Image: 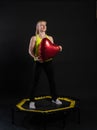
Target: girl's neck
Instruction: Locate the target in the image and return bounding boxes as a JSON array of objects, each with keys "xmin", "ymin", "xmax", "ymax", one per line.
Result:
[{"xmin": 38, "ymin": 32, "xmax": 46, "ymax": 39}]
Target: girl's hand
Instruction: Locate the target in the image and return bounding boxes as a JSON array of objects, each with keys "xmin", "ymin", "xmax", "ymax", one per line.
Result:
[
  {"xmin": 59, "ymin": 45, "xmax": 62, "ymax": 51},
  {"xmin": 34, "ymin": 56, "xmax": 43, "ymax": 63}
]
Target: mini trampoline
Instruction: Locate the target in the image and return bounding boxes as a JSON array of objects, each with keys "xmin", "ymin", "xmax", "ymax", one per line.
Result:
[{"xmin": 12, "ymin": 96, "xmax": 80, "ymax": 129}]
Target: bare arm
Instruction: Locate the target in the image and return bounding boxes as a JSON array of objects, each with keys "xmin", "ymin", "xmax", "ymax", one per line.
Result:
[
  {"xmin": 49, "ymin": 36, "xmax": 62, "ymax": 51},
  {"xmin": 28, "ymin": 36, "xmax": 36, "ymax": 59},
  {"xmin": 28, "ymin": 36, "xmax": 43, "ymax": 62},
  {"xmin": 49, "ymin": 36, "xmax": 54, "ymax": 43}
]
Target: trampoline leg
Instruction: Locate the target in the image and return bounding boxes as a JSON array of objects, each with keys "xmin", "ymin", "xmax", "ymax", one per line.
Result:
[
  {"xmin": 11, "ymin": 107, "xmax": 15, "ymax": 125},
  {"xmin": 43, "ymin": 114, "xmax": 47, "ymax": 130},
  {"xmin": 77, "ymin": 107, "xmax": 80, "ymax": 124},
  {"xmin": 62, "ymin": 112, "xmax": 67, "ymax": 129}
]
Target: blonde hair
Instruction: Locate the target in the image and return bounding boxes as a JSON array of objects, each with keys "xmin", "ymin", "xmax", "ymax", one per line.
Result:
[{"xmin": 35, "ymin": 20, "xmax": 47, "ymax": 35}]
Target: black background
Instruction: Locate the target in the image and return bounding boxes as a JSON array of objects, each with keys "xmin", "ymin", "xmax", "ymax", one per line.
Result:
[{"xmin": 0, "ymin": 0, "xmax": 96, "ymax": 129}]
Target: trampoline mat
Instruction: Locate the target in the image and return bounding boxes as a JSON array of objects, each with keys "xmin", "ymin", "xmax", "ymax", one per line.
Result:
[{"xmin": 22, "ymin": 98, "xmax": 70, "ymax": 110}]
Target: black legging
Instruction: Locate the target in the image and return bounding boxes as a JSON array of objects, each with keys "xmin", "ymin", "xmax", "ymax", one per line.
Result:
[{"xmin": 29, "ymin": 60, "xmax": 57, "ymax": 100}]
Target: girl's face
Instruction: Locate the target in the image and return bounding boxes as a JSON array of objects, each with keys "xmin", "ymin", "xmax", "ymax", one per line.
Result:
[{"xmin": 37, "ymin": 22, "xmax": 47, "ymax": 32}]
